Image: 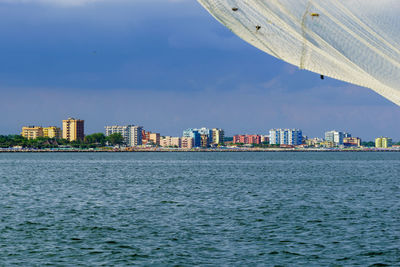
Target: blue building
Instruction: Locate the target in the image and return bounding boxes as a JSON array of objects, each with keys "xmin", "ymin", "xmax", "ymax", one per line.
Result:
[
  {"xmin": 269, "ymin": 129, "xmax": 303, "ymax": 145},
  {"xmin": 197, "ymin": 127, "xmax": 213, "ymax": 144},
  {"xmin": 183, "ymin": 128, "xmax": 201, "ymax": 147},
  {"xmin": 325, "ymin": 130, "xmax": 350, "ymax": 145}
]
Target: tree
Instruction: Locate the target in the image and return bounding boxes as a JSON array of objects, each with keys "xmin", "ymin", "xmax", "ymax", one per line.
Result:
[
  {"xmin": 85, "ymin": 133, "xmax": 106, "ymax": 146},
  {"xmin": 361, "ymin": 141, "xmax": 375, "ymax": 147},
  {"xmin": 106, "ymin": 133, "xmax": 124, "ymax": 146}
]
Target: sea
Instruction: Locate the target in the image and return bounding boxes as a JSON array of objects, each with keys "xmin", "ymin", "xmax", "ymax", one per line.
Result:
[{"xmin": 0, "ymin": 152, "xmax": 399, "ymax": 266}]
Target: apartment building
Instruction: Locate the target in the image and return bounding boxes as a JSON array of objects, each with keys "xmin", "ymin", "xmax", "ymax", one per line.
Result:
[
  {"xmin": 43, "ymin": 126, "xmax": 62, "ymax": 139},
  {"xmin": 63, "ymin": 118, "xmax": 84, "ymax": 141},
  {"xmin": 21, "ymin": 126, "xmax": 44, "ymax": 140},
  {"xmin": 105, "ymin": 125, "xmax": 143, "ymax": 147},
  {"xmin": 269, "ymin": 129, "xmax": 303, "ymax": 145}
]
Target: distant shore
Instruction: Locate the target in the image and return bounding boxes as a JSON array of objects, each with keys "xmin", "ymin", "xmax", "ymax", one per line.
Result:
[{"xmin": 1, "ymin": 148, "xmax": 400, "ymax": 153}]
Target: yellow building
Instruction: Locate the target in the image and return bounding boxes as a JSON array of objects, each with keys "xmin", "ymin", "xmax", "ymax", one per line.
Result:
[
  {"xmin": 375, "ymin": 137, "xmax": 392, "ymax": 148},
  {"xmin": 343, "ymin": 137, "xmax": 361, "ymax": 147},
  {"xmin": 43, "ymin": 126, "xmax": 62, "ymax": 139},
  {"xmin": 149, "ymin": 133, "xmax": 160, "ymax": 146},
  {"xmin": 21, "ymin": 126, "xmax": 44, "ymax": 140},
  {"xmin": 212, "ymin": 128, "xmax": 224, "ymax": 145},
  {"xmin": 62, "ymin": 118, "xmax": 84, "ymax": 141},
  {"xmin": 321, "ymin": 141, "xmax": 335, "ymax": 148}
]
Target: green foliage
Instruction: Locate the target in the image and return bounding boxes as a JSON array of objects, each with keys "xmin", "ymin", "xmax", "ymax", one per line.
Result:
[
  {"xmin": 361, "ymin": 141, "xmax": 375, "ymax": 147},
  {"xmin": 0, "ymin": 133, "xmax": 118, "ymax": 149},
  {"xmin": 106, "ymin": 133, "xmax": 124, "ymax": 146},
  {"xmin": 0, "ymin": 135, "xmax": 63, "ymax": 149},
  {"xmin": 85, "ymin": 133, "xmax": 106, "ymax": 146}
]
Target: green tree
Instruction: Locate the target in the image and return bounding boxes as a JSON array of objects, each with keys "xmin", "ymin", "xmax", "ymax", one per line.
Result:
[
  {"xmin": 107, "ymin": 133, "xmax": 124, "ymax": 146},
  {"xmin": 361, "ymin": 141, "xmax": 375, "ymax": 147},
  {"xmin": 85, "ymin": 133, "xmax": 106, "ymax": 146}
]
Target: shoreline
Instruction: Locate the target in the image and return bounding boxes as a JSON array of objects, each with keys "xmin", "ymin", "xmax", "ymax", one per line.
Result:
[{"xmin": 1, "ymin": 148, "xmax": 399, "ymax": 153}]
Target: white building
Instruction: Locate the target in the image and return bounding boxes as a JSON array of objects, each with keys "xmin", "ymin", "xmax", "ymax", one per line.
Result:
[
  {"xmin": 105, "ymin": 125, "xmax": 143, "ymax": 147},
  {"xmin": 269, "ymin": 129, "xmax": 303, "ymax": 145},
  {"xmin": 325, "ymin": 130, "xmax": 350, "ymax": 145}
]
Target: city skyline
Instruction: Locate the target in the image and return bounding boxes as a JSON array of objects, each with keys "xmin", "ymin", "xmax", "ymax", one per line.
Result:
[
  {"xmin": 15, "ymin": 118, "xmax": 397, "ymax": 143},
  {"xmin": 10, "ymin": 117, "xmax": 400, "ymax": 141},
  {"xmin": 1, "ymin": 0, "xmax": 400, "ymax": 140}
]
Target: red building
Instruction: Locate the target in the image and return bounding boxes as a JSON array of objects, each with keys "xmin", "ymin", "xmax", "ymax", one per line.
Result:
[{"xmin": 233, "ymin": 135, "xmax": 262, "ymax": 145}]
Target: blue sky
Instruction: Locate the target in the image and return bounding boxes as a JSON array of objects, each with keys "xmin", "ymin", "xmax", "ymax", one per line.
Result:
[{"xmin": 0, "ymin": 0, "xmax": 399, "ymax": 140}]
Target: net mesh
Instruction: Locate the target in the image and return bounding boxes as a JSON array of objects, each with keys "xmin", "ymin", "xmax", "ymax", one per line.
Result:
[{"xmin": 198, "ymin": 0, "xmax": 400, "ymax": 106}]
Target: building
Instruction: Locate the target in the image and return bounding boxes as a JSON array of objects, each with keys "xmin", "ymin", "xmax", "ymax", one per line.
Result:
[
  {"xmin": 269, "ymin": 129, "xmax": 303, "ymax": 145},
  {"xmin": 321, "ymin": 141, "xmax": 335, "ymax": 148},
  {"xmin": 160, "ymin": 136, "xmax": 181, "ymax": 148},
  {"xmin": 200, "ymin": 134, "xmax": 210, "ymax": 148},
  {"xmin": 63, "ymin": 118, "xmax": 84, "ymax": 142},
  {"xmin": 142, "ymin": 130, "xmax": 150, "ymax": 144},
  {"xmin": 183, "ymin": 129, "xmax": 201, "ymax": 147},
  {"xmin": 197, "ymin": 127, "xmax": 213, "ymax": 142},
  {"xmin": 233, "ymin": 134, "xmax": 262, "ymax": 145},
  {"xmin": 149, "ymin": 133, "xmax": 160, "ymax": 146},
  {"xmin": 247, "ymin": 135, "xmax": 261, "ymax": 145},
  {"xmin": 375, "ymin": 137, "xmax": 392, "ymax": 148},
  {"xmin": 105, "ymin": 125, "xmax": 143, "ymax": 147},
  {"xmin": 181, "ymin": 137, "xmax": 194, "ymax": 149},
  {"xmin": 43, "ymin": 126, "xmax": 62, "ymax": 139},
  {"xmin": 343, "ymin": 137, "xmax": 361, "ymax": 147},
  {"xmin": 233, "ymin": 135, "xmax": 246, "ymax": 144},
  {"xmin": 261, "ymin": 135, "xmax": 269, "ymax": 143},
  {"xmin": 306, "ymin": 137, "xmax": 323, "ymax": 147},
  {"xmin": 325, "ymin": 130, "xmax": 350, "ymax": 146},
  {"xmin": 212, "ymin": 128, "xmax": 224, "ymax": 145},
  {"xmin": 21, "ymin": 126, "xmax": 44, "ymax": 140},
  {"xmin": 141, "ymin": 130, "xmax": 160, "ymax": 146}
]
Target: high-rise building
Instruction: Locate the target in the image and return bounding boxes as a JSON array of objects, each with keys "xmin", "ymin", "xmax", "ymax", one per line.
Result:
[
  {"xmin": 63, "ymin": 118, "xmax": 84, "ymax": 141},
  {"xmin": 269, "ymin": 129, "xmax": 303, "ymax": 145},
  {"xmin": 197, "ymin": 127, "xmax": 213, "ymax": 143},
  {"xmin": 21, "ymin": 126, "xmax": 44, "ymax": 140},
  {"xmin": 43, "ymin": 126, "xmax": 62, "ymax": 139},
  {"xmin": 325, "ymin": 130, "xmax": 349, "ymax": 145},
  {"xmin": 183, "ymin": 127, "xmax": 215, "ymax": 147},
  {"xmin": 183, "ymin": 129, "xmax": 201, "ymax": 147},
  {"xmin": 200, "ymin": 134, "xmax": 210, "ymax": 148},
  {"xmin": 105, "ymin": 125, "xmax": 143, "ymax": 147},
  {"xmin": 149, "ymin": 133, "xmax": 160, "ymax": 146},
  {"xmin": 375, "ymin": 137, "xmax": 392, "ymax": 148},
  {"xmin": 212, "ymin": 128, "xmax": 224, "ymax": 145}
]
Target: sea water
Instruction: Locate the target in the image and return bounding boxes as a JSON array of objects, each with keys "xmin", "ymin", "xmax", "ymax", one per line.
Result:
[{"xmin": 0, "ymin": 152, "xmax": 399, "ymax": 266}]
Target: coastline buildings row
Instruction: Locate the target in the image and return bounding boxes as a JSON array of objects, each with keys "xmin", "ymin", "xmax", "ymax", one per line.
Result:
[
  {"xmin": 104, "ymin": 126, "xmax": 225, "ymax": 149},
  {"xmin": 19, "ymin": 118, "xmax": 395, "ymax": 149},
  {"xmin": 21, "ymin": 118, "xmax": 84, "ymax": 142}
]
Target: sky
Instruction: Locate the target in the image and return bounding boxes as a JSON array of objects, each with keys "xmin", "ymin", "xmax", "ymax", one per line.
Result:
[{"xmin": 0, "ymin": 0, "xmax": 399, "ymax": 140}]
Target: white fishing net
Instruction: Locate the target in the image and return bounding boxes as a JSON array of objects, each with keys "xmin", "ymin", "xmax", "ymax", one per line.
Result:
[{"xmin": 198, "ymin": 0, "xmax": 400, "ymax": 106}]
